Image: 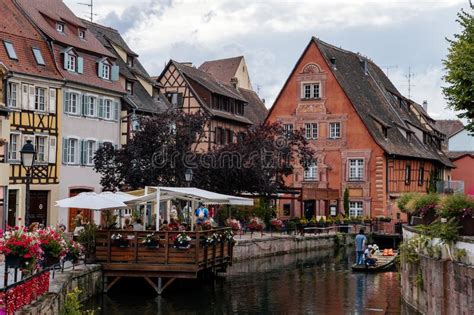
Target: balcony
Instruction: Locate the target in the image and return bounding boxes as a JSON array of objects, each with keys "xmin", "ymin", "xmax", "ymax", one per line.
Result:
[{"xmin": 436, "ymin": 180, "xmax": 464, "ymax": 194}]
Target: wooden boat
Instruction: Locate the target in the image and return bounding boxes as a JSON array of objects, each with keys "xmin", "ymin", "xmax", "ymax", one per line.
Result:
[{"xmin": 352, "ymin": 252, "xmax": 398, "ymax": 272}]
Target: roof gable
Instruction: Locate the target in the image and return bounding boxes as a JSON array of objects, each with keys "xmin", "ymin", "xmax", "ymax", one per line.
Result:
[
  {"xmin": 199, "ymin": 56, "xmax": 243, "ymax": 83},
  {"xmin": 436, "ymin": 119, "xmax": 465, "ymax": 138}
]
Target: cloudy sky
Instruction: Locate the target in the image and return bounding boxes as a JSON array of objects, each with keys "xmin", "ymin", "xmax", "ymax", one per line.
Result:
[{"xmin": 64, "ymin": 0, "xmax": 470, "ymax": 119}]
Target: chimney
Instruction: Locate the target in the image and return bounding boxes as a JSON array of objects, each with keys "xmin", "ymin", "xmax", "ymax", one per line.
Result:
[
  {"xmin": 422, "ymin": 100, "xmax": 428, "ymax": 111},
  {"xmin": 329, "ymin": 57, "xmax": 337, "ymax": 69}
]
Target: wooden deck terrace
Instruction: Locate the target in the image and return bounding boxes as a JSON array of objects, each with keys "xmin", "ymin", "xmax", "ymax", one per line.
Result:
[{"xmin": 95, "ymin": 228, "xmax": 233, "ymax": 294}]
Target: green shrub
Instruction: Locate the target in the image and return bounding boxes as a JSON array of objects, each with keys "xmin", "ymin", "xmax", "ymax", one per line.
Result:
[
  {"xmin": 398, "ymin": 193, "xmax": 418, "ymax": 213},
  {"xmin": 412, "ymin": 193, "xmax": 440, "ymax": 217},
  {"xmin": 439, "ymin": 194, "xmax": 474, "ymax": 219}
]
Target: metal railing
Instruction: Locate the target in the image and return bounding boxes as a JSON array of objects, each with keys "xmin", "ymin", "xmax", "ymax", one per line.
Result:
[{"xmin": 436, "ymin": 180, "xmax": 464, "ymax": 194}]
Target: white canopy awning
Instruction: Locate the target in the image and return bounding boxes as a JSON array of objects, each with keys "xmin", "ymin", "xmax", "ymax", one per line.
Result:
[
  {"xmin": 55, "ymin": 192, "xmax": 129, "ymax": 210},
  {"xmin": 125, "ymin": 187, "xmax": 254, "ymax": 206}
]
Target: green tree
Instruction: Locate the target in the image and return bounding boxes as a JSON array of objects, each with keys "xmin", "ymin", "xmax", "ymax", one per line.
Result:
[{"xmin": 442, "ymin": 2, "xmax": 474, "ymax": 133}]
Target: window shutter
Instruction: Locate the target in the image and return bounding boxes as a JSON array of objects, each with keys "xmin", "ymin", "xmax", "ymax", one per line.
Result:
[
  {"xmin": 77, "ymin": 57, "xmax": 84, "ymax": 74},
  {"xmin": 64, "ymin": 92, "xmax": 70, "ymax": 113},
  {"xmin": 6, "ymin": 82, "xmax": 11, "ymax": 107},
  {"xmin": 111, "ymin": 65, "xmax": 119, "ymax": 81},
  {"xmin": 21, "ymin": 84, "xmax": 29, "ymax": 109},
  {"xmin": 28, "ymin": 86, "xmax": 35, "ymax": 110},
  {"xmin": 113, "ymin": 101, "xmax": 119, "ymax": 121},
  {"xmin": 49, "ymin": 88, "xmax": 56, "ymax": 113},
  {"xmin": 62, "ymin": 138, "xmax": 68, "ymax": 164},
  {"xmin": 97, "ymin": 62, "xmax": 104, "ymax": 78},
  {"xmin": 63, "ymin": 53, "xmax": 68, "ymax": 70},
  {"xmin": 49, "ymin": 136, "xmax": 56, "ymax": 164},
  {"xmin": 98, "ymin": 98, "xmax": 104, "ymax": 118},
  {"xmin": 82, "ymin": 94, "xmax": 87, "ymax": 116},
  {"xmin": 80, "ymin": 140, "xmax": 86, "ymax": 165}
]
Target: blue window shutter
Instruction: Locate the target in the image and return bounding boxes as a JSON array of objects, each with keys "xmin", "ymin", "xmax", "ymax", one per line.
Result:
[
  {"xmin": 98, "ymin": 98, "xmax": 104, "ymax": 118},
  {"xmin": 97, "ymin": 62, "xmax": 103, "ymax": 78},
  {"xmin": 113, "ymin": 101, "xmax": 119, "ymax": 121},
  {"xmin": 64, "ymin": 92, "xmax": 70, "ymax": 113},
  {"xmin": 77, "ymin": 57, "xmax": 84, "ymax": 74},
  {"xmin": 62, "ymin": 138, "xmax": 68, "ymax": 164},
  {"xmin": 63, "ymin": 53, "xmax": 68, "ymax": 70},
  {"xmin": 111, "ymin": 65, "xmax": 119, "ymax": 81}
]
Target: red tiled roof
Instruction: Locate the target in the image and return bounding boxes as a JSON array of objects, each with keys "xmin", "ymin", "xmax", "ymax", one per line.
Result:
[
  {"xmin": 16, "ymin": 0, "xmax": 114, "ymax": 58},
  {"xmin": 0, "ymin": 0, "xmax": 61, "ymax": 79},
  {"xmin": 52, "ymin": 45, "xmax": 124, "ymax": 93},
  {"xmin": 199, "ymin": 56, "xmax": 243, "ymax": 84}
]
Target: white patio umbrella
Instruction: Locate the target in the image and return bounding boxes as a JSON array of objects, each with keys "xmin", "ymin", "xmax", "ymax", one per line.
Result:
[{"xmin": 55, "ymin": 192, "xmax": 128, "ymax": 210}]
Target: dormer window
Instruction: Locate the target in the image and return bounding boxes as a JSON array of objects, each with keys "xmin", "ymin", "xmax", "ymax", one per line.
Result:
[
  {"xmin": 98, "ymin": 58, "xmax": 119, "ymax": 81},
  {"xmin": 126, "ymin": 55, "xmax": 133, "ymax": 67},
  {"xmin": 32, "ymin": 47, "xmax": 45, "ymax": 65},
  {"xmin": 126, "ymin": 81, "xmax": 133, "ymax": 94},
  {"xmin": 62, "ymin": 48, "xmax": 83, "ymax": 73},
  {"xmin": 56, "ymin": 22, "xmax": 64, "ymax": 33},
  {"xmin": 78, "ymin": 29, "xmax": 85, "ymax": 39},
  {"xmin": 4, "ymin": 41, "xmax": 18, "ymax": 60}
]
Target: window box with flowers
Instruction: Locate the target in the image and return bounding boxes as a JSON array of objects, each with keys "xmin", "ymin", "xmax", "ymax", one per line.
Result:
[
  {"xmin": 142, "ymin": 233, "xmax": 160, "ymax": 249},
  {"xmin": 111, "ymin": 233, "xmax": 129, "ymax": 248},
  {"xmin": 173, "ymin": 232, "xmax": 192, "ymax": 249}
]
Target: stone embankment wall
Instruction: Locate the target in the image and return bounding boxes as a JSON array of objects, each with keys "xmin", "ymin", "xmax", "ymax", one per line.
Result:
[
  {"xmin": 17, "ymin": 264, "xmax": 102, "ymax": 315},
  {"xmin": 401, "ymin": 226, "xmax": 474, "ymax": 314},
  {"xmin": 233, "ymin": 233, "xmax": 353, "ymax": 261}
]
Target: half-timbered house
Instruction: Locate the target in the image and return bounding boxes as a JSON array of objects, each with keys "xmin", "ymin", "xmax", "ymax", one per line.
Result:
[
  {"xmin": 17, "ymin": 0, "xmax": 125, "ymax": 229},
  {"xmin": 266, "ymin": 37, "xmax": 453, "ymax": 222},
  {"xmin": 0, "ymin": 63, "xmax": 10, "ymax": 228},
  {"xmin": 83, "ymin": 20, "xmax": 169, "ymax": 146},
  {"xmin": 1, "ymin": 0, "xmax": 64, "ymax": 226},
  {"xmin": 158, "ymin": 60, "xmax": 255, "ymax": 151}
]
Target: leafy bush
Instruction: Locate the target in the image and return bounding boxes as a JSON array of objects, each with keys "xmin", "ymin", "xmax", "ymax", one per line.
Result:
[
  {"xmin": 397, "ymin": 193, "xmax": 418, "ymax": 213},
  {"xmin": 412, "ymin": 194, "xmax": 440, "ymax": 217},
  {"xmin": 439, "ymin": 194, "xmax": 474, "ymax": 219}
]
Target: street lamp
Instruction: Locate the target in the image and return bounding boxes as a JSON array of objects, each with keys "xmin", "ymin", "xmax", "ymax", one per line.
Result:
[
  {"xmin": 20, "ymin": 140, "xmax": 36, "ymax": 226},
  {"xmin": 185, "ymin": 168, "xmax": 193, "ymax": 187}
]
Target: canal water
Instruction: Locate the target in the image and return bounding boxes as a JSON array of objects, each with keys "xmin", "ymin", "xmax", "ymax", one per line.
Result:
[{"xmin": 85, "ymin": 247, "xmax": 414, "ymax": 314}]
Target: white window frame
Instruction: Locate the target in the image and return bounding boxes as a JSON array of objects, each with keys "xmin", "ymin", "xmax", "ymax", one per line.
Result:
[
  {"xmin": 304, "ymin": 163, "xmax": 318, "ymax": 181},
  {"xmin": 66, "ymin": 137, "xmax": 79, "ymax": 165},
  {"xmin": 283, "ymin": 123, "xmax": 293, "ymax": 139},
  {"xmin": 78, "ymin": 29, "xmax": 85, "ymax": 39},
  {"xmin": 8, "ymin": 133, "xmax": 20, "ymax": 161},
  {"xmin": 69, "ymin": 92, "xmax": 80, "ymax": 115},
  {"xmin": 104, "ymin": 99, "xmax": 112, "ymax": 120},
  {"xmin": 102, "ymin": 64, "xmax": 111, "ymax": 80},
  {"xmin": 8, "ymin": 82, "xmax": 18, "ymax": 108},
  {"xmin": 302, "ymin": 82, "xmax": 321, "ymax": 99},
  {"xmin": 329, "ymin": 122, "xmax": 341, "ymax": 139},
  {"xmin": 34, "ymin": 87, "xmax": 46, "ymax": 111},
  {"xmin": 66, "ymin": 53, "xmax": 76, "ymax": 72},
  {"xmin": 35, "ymin": 135, "xmax": 48, "ymax": 163},
  {"xmin": 349, "ymin": 201, "xmax": 364, "ymax": 217},
  {"xmin": 32, "ymin": 47, "xmax": 45, "ymax": 65},
  {"xmin": 56, "ymin": 23, "xmax": 64, "ymax": 33},
  {"xmin": 304, "ymin": 123, "xmax": 318, "ymax": 140},
  {"xmin": 4, "ymin": 41, "xmax": 18, "ymax": 60},
  {"xmin": 348, "ymin": 158, "xmax": 364, "ymax": 181},
  {"xmin": 86, "ymin": 96, "xmax": 96, "ymax": 117},
  {"xmin": 85, "ymin": 139, "xmax": 97, "ymax": 166}
]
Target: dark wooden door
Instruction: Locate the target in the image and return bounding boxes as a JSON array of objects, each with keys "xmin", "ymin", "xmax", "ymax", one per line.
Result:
[
  {"xmin": 68, "ymin": 189, "xmax": 93, "ymax": 231},
  {"xmin": 303, "ymin": 200, "xmax": 316, "ymax": 220},
  {"xmin": 29, "ymin": 191, "xmax": 48, "ymax": 226},
  {"xmin": 7, "ymin": 190, "xmax": 17, "ymax": 227}
]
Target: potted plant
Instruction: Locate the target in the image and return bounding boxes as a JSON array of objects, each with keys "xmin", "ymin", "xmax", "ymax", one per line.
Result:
[
  {"xmin": 111, "ymin": 233, "xmax": 129, "ymax": 248},
  {"xmin": 0, "ymin": 227, "xmax": 42, "ymax": 274},
  {"xmin": 173, "ymin": 232, "xmax": 192, "ymax": 249},
  {"xmin": 226, "ymin": 218, "xmax": 242, "ymax": 232},
  {"xmin": 223, "ymin": 230, "xmax": 236, "ymax": 245},
  {"xmin": 326, "ymin": 217, "xmax": 334, "ymax": 226},
  {"xmin": 363, "ymin": 216, "xmax": 372, "ymax": 224},
  {"xmin": 309, "ymin": 216, "xmax": 318, "ymax": 227},
  {"xmin": 248, "ymin": 217, "xmax": 264, "ymax": 233},
  {"xmin": 37, "ymin": 227, "xmax": 68, "ymax": 267},
  {"xmin": 142, "ymin": 232, "xmax": 160, "ymax": 249},
  {"xmin": 270, "ymin": 218, "xmax": 283, "ymax": 230},
  {"xmin": 317, "ymin": 217, "xmax": 326, "ymax": 227},
  {"xmin": 201, "ymin": 220, "xmax": 212, "ymax": 231},
  {"xmin": 65, "ymin": 240, "xmax": 83, "ymax": 263},
  {"xmin": 413, "ymin": 193, "xmax": 440, "ymax": 225},
  {"xmin": 439, "ymin": 194, "xmax": 474, "ymax": 236},
  {"xmin": 286, "ymin": 220, "xmax": 297, "ymax": 234},
  {"xmin": 77, "ymin": 223, "xmax": 98, "ymax": 263}
]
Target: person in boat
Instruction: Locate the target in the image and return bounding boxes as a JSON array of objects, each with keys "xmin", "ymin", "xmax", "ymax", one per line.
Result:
[
  {"xmin": 355, "ymin": 229, "xmax": 367, "ymax": 265},
  {"xmin": 364, "ymin": 245, "xmax": 378, "ymax": 266}
]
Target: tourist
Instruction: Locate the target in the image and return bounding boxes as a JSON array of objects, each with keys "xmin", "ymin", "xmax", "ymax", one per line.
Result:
[
  {"xmin": 28, "ymin": 222, "xmax": 40, "ymax": 233},
  {"xmin": 355, "ymin": 229, "xmax": 367, "ymax": 265},
  {"xmin": 58, "ymin": 224, "xmax": 67, "ymax": 233},
  {"xmin": 74, "ymin": 210, "xmax": 86, "ymax": 236},
  {"xmin": 133, "ymin": 219, "xmax": 144, "ymax": 231},
  {"xmin": 364, "ymin": 245, "xmax": 377, "ymax": 266}
]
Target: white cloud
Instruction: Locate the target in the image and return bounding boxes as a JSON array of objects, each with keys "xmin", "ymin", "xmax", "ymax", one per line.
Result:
[{"xmin": 63, "ymin": 0, "xmax": 466, "ymax": 120}]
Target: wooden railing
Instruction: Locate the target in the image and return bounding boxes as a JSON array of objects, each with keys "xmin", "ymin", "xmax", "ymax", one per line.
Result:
[{"xmin": 95, "ymin": 228, "xmax": 233, "ymax": 271}]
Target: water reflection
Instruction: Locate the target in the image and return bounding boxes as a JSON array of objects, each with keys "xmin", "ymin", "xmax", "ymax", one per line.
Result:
[{"xmin": 85, "ymin": 248, "xmax": 415, "ymax": 314}]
